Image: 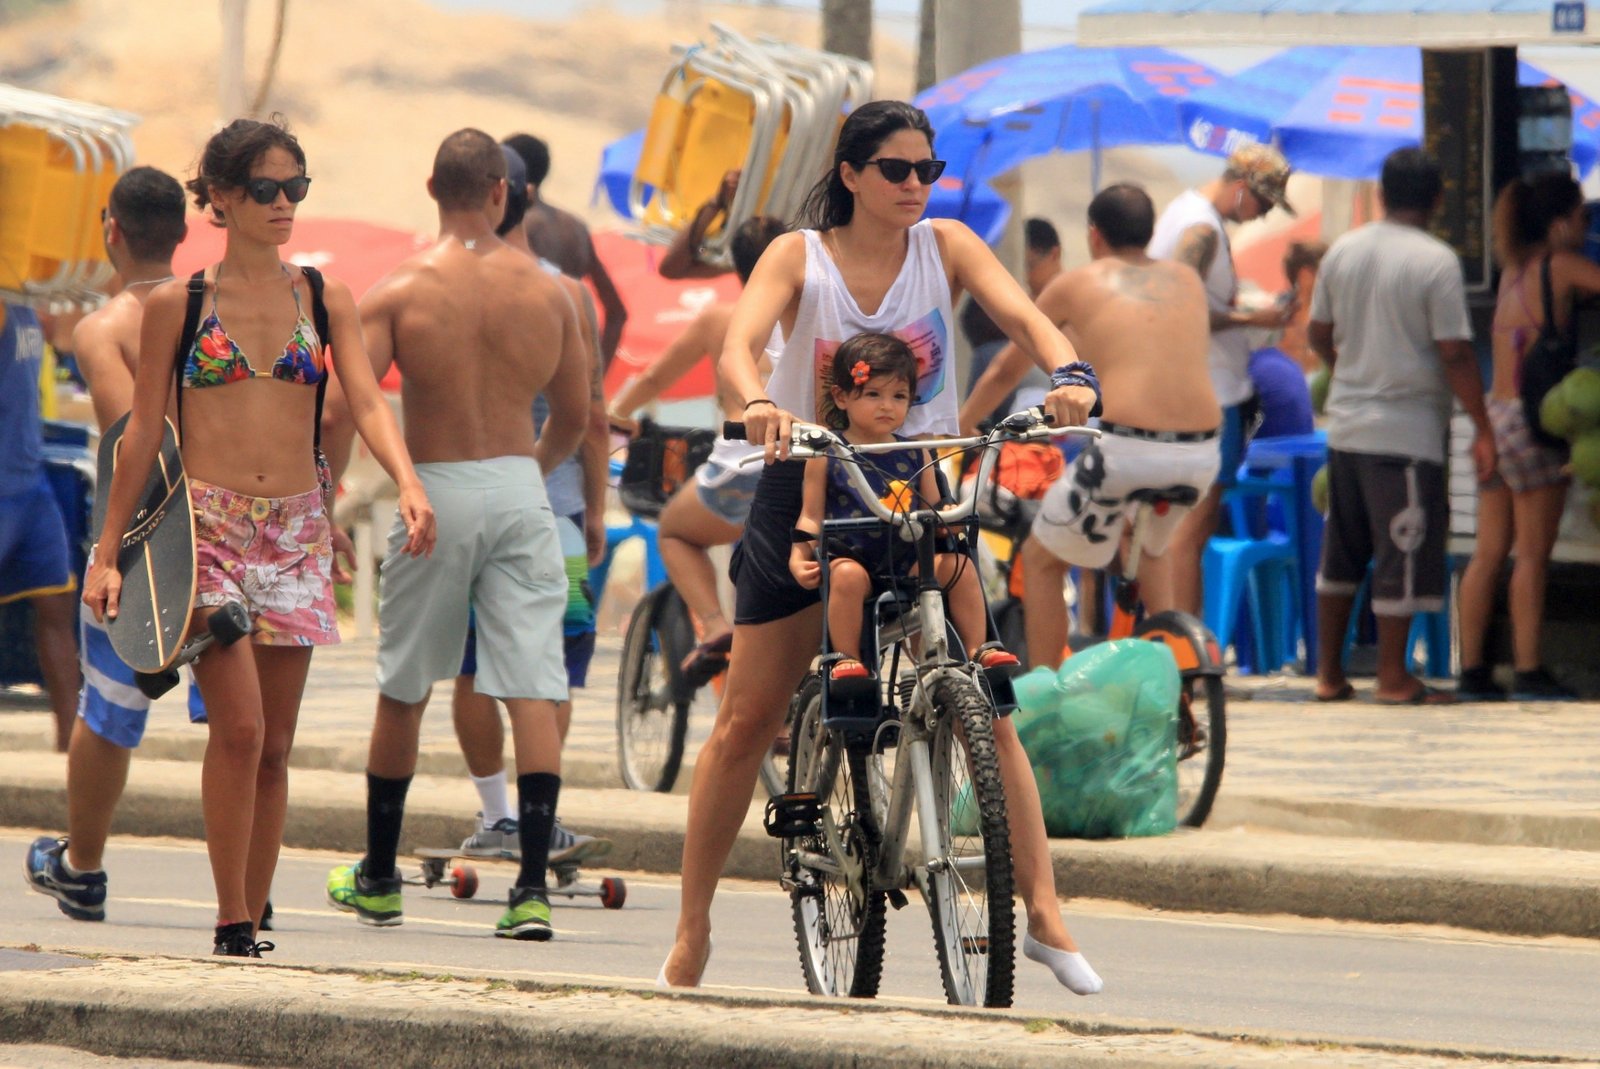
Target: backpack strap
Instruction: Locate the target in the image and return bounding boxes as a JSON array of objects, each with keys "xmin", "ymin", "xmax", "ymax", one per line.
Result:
[
  {"xmin": 299, "ymin": 265, "xmax": 332, "ymax": 448},
  {"xmin": 172, "ymin": 269, "xmax": 207, "ymax": 439}
]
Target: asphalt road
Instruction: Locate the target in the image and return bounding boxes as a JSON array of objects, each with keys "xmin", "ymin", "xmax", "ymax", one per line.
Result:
[{"xmin": 6, "ymin": 831, "xmax": 1597, "ymax": 1060}]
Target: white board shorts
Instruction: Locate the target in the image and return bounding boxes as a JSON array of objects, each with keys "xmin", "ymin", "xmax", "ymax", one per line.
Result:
[
  {"xmin": 376, "ymin": 457, "xmax": 567, "ymax": 704},
  {"xmin": 1031, "ymin": 429, "xmax": 1221, "ymax": 569}
]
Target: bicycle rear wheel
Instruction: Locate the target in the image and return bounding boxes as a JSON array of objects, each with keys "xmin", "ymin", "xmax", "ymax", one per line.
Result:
[
  {"xmin": 616, "ymin": 587, "xmax": 693, "ymax": 792},
  {"xmin": 785, "ymin": 674, "xmax": 888, "ymax": 999},
  {"xmin": 923, "ymin": 674, "xmax": 1015, "ymax": 1008},
  {"xmin": 1176, "ymin": 674, "xmax": 1226, "ymax": 827}
]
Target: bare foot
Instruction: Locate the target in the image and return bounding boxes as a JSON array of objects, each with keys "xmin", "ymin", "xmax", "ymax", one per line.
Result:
[{"xmin": 660, "ymin": 935, "xmax": 712, "ymax": 988}]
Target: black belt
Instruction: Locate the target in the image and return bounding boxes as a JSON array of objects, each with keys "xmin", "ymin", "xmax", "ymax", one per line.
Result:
[{"xmin": 1098, "ymin": 420, "xmax": 1219, "ymax": 443}]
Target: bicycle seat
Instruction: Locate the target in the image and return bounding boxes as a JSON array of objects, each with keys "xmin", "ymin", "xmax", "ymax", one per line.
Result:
[{"xmin": 1126, "ymin": 485, "xmax": 1200, "ymax": 508}]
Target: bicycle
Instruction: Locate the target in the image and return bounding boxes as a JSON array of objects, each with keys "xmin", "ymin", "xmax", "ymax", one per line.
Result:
[
  {"xmin": 973, "ymin": 461, "xmax": 1227, "ymax": 828},
  {"xmin": 612, "ymin": 418, "xmax": 785, "ymax": 797},
  {"xmin": 733, "ymin": 409, "xmax": 1097, "ymax": 1008}
]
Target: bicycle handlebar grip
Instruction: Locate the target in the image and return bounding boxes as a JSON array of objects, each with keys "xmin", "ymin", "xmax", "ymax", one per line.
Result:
[{"xmin": 722, "ymin": 421, "xmax": 747, "ymax": 441}]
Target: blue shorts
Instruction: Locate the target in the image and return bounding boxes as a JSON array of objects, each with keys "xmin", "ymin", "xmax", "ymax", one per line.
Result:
[
  {"xmin": 1217, "ymin": 394, "xmax": 1263, "ymax": 490},
  {"xmin": 459, "ymin": 512, "xmax": 596, "ymax": 689},
  {"xmin": 0, "ymin": 473, "xmax": 74, "ymax": 604},
  {"xmin": 78, "ymin": 597, "xmax": 207, "ymax": 749},
  {"xmin": 694, "ymin": 458, "xmax": 762, "ymax": 526}
]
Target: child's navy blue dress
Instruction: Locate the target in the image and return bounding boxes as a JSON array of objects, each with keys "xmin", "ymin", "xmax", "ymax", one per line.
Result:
[{"xmin": 822, "ymin": 436, "xmax": 931, "ymax": 578}]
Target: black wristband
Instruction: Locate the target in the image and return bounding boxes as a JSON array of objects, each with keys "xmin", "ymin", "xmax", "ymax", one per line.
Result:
[{"xmin": 744, "ymin": 398, "xmax": 776, "ymax": 412}]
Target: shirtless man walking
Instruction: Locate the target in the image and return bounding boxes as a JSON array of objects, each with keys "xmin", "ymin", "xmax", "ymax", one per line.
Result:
[
  {"xmin": 961, "ymin": 184, "xmax": 1221, "ymax": 669},
  {"xmin": 324, "ymin": 129, "xmax": 589, "ymax": 941},
  {"xmin": 25, "ymin": 166, "xmax": 196, "ymax": 921}
]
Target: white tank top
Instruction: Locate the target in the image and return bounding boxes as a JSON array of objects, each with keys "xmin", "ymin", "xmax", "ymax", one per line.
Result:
[{"xmin": 766, "ymin": 220, "xmax": 958, "ymax": 437}]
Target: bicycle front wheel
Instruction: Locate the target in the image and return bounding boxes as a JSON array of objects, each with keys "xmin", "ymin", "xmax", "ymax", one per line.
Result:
[
  {"xmin": 1176, "ymin": 674, "xmax": 1226, "ymax": 827},
  {"xmin": 923, "ymin": 674, "xmax": 1015, "ymax": 1008},
  {"xmin": 616, "ymin": 587, "xmax": 693, "ymax": 792},
  {"xmin": 786, "ymin": 674, "xmax": 887, "ymax": 999}
]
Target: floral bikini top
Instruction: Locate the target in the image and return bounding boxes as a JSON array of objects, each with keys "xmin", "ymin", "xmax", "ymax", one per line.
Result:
[{"xmin": 181, "ymin": 266, "xmax": 326, "ymax": 390}]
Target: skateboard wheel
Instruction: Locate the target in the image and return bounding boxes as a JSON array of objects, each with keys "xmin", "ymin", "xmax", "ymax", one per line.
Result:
[
  {"xmin": 600, "ymin": 877, "xmax": 626, "ymax": 910},
  {"xmin": 209, "ymin": 601, "xmax": 251, "ymax": 646},
  {"xmin": 134, "ymin": 668, "xmax": 180, "ymax": 700},
  {"xmin": 450, "ymin": 864, "xmax": 479, "ymax": 899}
]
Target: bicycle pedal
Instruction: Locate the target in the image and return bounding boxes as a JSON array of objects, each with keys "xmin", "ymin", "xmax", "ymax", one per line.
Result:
[
  {"xmin": 763, "ymin": 792, "xmax": 823, "ymax": 840},
  {"xmin": 886, "ymin": 889, "xmax": 908, "ymax": 911},
  {"xmin": 960, "ymin": 935, "xmax": 990, "ymax": 955}
]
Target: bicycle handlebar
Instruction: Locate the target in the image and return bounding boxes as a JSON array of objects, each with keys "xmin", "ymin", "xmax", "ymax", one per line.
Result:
[{"xmin": 723, "ymin": 407, "xmax": 1100, "ymax": 528}]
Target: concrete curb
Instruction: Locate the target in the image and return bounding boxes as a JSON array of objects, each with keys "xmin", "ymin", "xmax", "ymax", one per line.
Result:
[
  {"xmin": 0, "ymin": 953, "xmax": 1577, "ymax": 1069},
  {"xmin": 5, "ymin": 764, "xmax": 1599, "ymax": 940}
]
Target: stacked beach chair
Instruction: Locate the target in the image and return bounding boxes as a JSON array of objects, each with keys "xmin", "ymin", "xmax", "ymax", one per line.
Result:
[
  {"xmin": 628, "ymin": 23, "xmax": 873, "ymax": 266},
  {"xmin": 0, "ymin": 84, "xmax": 136, "ymax": 308}
]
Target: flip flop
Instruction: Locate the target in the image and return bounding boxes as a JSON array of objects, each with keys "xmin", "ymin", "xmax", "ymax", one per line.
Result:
[
  {"xmin": 680, "ymin": 632, "xmax": 734, "ymax": 687},
  {"xmin": 1313, "ymin": 682, "xmax": 1355, "ymax": 703},
  {"xmin": 1374, "ymin": 683, "xmax": 1457, "ymax": 706}
]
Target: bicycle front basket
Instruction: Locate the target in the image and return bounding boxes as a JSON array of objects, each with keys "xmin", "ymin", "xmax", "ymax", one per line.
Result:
[{"xmin": 618, "ymin": 419, "xmax": 717, "ymax": 518}]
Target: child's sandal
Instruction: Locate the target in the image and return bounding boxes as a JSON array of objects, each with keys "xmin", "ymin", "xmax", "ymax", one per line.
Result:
[{"xmin": 828, "ymin": 658, "xmax": 871, "ymax": 680}]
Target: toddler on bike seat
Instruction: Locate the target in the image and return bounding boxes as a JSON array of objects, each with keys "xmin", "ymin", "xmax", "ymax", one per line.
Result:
[{"xmin": 788, "ymin": 332, "xmax": 1020, "ymax": 682}]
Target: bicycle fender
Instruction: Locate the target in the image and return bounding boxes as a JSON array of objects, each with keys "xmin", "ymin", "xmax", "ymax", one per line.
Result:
[{"xmin": 1134, "ymin": 610, "xmax": 1225, "ymax": 677}]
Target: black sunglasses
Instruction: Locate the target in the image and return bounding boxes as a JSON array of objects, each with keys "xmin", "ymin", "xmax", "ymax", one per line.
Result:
[
  {"xmin": 245, "ymin": 175, "xmax": 312, "ymax": 205},
  {"xmin": 861, "ymin": 157, "xmax": 946, "ymax": 184}
]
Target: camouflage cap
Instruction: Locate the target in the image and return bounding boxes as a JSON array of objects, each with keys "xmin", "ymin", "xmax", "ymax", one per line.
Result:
[{"xmin": 1225, "ymin": 143, "xmax": 1295, "ymax": 216}]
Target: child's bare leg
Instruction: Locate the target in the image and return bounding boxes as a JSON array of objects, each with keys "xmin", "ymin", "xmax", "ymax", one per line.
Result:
[
  {"xmin": 935, "ymin": 553, "xmax": 989, "ymax": 656},
  {"xmin": 827, "ymin": 559, "xmax": 871, "ymax": 666}
]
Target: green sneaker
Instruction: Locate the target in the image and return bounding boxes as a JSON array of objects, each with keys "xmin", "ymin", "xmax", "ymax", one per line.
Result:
[
  {"xmin": 326, "ymin": 861, "xmax": 403, "ymax": 927},
  {"xmin": 495, "ymin": 885, "xmax": 553, "ymax": 941}
]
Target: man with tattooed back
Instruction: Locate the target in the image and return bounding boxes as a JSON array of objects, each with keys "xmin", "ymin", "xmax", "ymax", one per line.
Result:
[
  {"xmin": 962, "ymin": 184, "xmax": 1220, "ymax": 669},
  {"xmin": 1147, "ymin": 144, "xmax": 1297, "ymax": 616}
]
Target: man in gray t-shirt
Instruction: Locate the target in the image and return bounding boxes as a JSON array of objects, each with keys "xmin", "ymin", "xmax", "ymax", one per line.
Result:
[{"xmin": 1308, "ymin": 148, "xmax": 1494, "ymax": 706}]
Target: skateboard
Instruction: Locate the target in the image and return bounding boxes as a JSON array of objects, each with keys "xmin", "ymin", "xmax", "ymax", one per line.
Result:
[
  {"xmin": 92, "ymin": 413, "xmax": 250, "ymax": 695},
  {"xmin": 409, "ymin": 841, "xmax": 627, "ymax": 910}
]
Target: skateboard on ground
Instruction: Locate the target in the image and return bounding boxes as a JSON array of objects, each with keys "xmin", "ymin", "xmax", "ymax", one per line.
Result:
[
  {"xmin": 92, "ymin": 413, "xmax": 250, "ymax": 697},
  {"xmin": 408, "ymin": 837, "xmax": 627, "ymax": 909}
]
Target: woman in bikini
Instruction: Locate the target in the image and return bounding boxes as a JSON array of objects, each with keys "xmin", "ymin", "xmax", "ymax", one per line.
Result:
[
  {"xmin": 660, "ymin": 100, "xmax": 1104, "ymax": 995},
  {"xmin": 1456, "ymin": 171, "xmax": 1600, "ymax": 702},
  {"xmin": 83, "ymin": 117, "xmax": 434, "ymax": 957}
]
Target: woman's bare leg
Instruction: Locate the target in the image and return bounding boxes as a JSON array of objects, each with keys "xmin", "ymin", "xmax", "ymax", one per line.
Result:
[
  {"xmin": 657, "ymin": 488, "xmax": 743, "ymax": 639},
  {"xmin": 190, "ymin": 630, "xmax": 264, "ymax": 927},
  {"xmin": 664, "ymin": 605, "xmax": 821, "ymax": 986},
  {"xmin": 1457, "ymin": 481, "xmax": 1512, "ymax": 670},
  {"xmin": 1507, "ymin": 483, "xmax": 1568, "ymax": 670},
  {"xmin": 246, "ymin": 645, "xmax": 313, "ymax": 927}
]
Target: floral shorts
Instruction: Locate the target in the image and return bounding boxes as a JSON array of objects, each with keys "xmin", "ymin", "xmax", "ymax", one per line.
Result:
[
  {"xmin": 1487, "ymin": 396, "xmax": 1569, "ymax": 494},
  {"xmin": 190, "ymin": 478, "xmax": 339, "ymax": 647}
]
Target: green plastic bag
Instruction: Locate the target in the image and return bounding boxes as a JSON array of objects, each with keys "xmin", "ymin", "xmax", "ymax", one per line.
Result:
[{"xmin": 1009, "ymin": 640, "xmax": 1181, "ymax": 839}]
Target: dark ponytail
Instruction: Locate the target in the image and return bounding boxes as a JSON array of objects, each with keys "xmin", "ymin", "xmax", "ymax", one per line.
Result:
[
  {"xmin": 1492, "ymin": 171, "xmax": 1582, "ymax": 268},
  {"xmin": 794, "ymin": 100, "xmax": 936, "ymax": 231}
]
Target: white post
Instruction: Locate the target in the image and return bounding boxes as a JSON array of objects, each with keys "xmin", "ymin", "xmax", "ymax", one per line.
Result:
[{"xmin": 218, "ymin": 0, "xmax": 249, "ymax": 121}]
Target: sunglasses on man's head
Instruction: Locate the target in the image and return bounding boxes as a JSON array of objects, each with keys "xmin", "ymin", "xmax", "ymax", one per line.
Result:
[
  {"xmin": 245, "ymin": 175, "xmax": 312, "ymax": 205},
  {"xmin": 861, "ymin": 157, "xmax": 946, "ymax": 185}
]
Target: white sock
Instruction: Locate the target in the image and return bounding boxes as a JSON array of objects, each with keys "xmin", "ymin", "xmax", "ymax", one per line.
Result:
[
  {"xmin": 471, "ymin": 771, "xmax": 512, "ymax": 828},
  {"xmin": 1024, "ymin": 933, "xmax": 1104, "ymax": 995}
]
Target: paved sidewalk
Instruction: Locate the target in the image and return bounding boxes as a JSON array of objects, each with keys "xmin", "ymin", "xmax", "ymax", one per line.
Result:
[
  {"xmin": 0, "ymin": 950, "xmax": 1591, "ymax": 1069},
  {"xmin": 4, "ymin": 633, "xmax": 1599, "ymax": 938}
]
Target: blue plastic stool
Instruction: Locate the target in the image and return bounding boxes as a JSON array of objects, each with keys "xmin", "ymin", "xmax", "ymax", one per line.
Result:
[
  {"xmin": 1203, "ymin": 532, "xmax": 1298, "ymax": 674},
  {"xmin": 1341, "ymin": 564, "xmax": 1454, "ymax": 679}
]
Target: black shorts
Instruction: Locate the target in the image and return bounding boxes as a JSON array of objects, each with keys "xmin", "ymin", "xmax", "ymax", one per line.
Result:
[
  {"xmin": 1315, "ymin": 448, "xmax": 1447, "ymax": 617},
  {"xmin": 731, "ymin": 460, "xmax": 821, "ymax": 625}
]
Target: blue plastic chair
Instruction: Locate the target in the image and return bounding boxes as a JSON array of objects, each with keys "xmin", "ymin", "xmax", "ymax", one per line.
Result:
[
  {"xmin": 1203, "ymin": 531, "xmax": 1298, "ymax": 674},
  {"xmin": 590, "ymin": 515, "xmax": 667, "ymax": 610},
  {"xmin": 1340, "ymin": 562, "xmax": 1454, "ymax": 679}
]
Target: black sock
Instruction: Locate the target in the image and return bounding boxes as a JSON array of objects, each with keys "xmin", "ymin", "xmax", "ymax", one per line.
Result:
[
  {"xmin": 515, "ymin": 772, "xmax": 561, "ymax": 890},
  {"xmin": 363, "ymin": 771, "xmax": 412, "ymax": 880}
]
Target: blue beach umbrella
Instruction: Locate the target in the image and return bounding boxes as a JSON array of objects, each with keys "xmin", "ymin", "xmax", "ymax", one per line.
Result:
[
  {"xmin": 1179, "ymin": 47, "xmax": 1598, "ymax": 179},
  {"xmin": 593, "ymin": 129, "xmax": 1013, "ymax": 245},
  {"xmin": 913, "ymin": 44, "xmax": 1222, "ymax": 190}
]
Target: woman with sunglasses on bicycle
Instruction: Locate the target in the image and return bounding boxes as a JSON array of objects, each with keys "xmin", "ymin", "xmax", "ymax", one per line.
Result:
[
  {"xmin": 84, "ymin": 117, "xmax": 435, "ymax": 957},
  {"xmin": 661, "ymin": 100, "xmax": 1104, "ymax": 996}
]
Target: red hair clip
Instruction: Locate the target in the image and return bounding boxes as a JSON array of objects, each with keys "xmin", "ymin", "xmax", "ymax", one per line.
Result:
[{"xmin": 850, "ymin": 360, "xmax": 871, "ymax": 386}]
